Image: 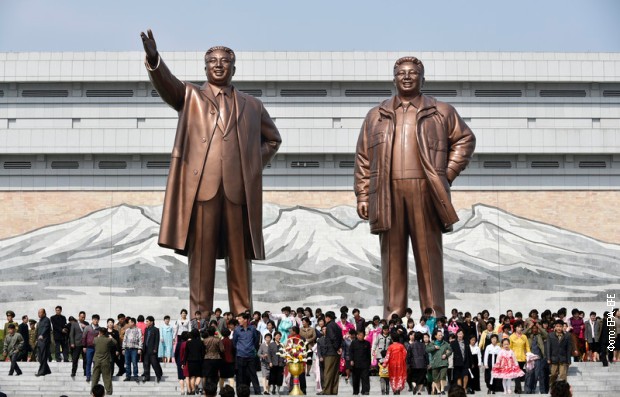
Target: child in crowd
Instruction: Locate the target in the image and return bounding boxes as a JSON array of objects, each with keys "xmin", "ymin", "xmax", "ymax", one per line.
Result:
[{"xmin": 492, "ymin": 338, "xmax": 525, "ymax": 394}]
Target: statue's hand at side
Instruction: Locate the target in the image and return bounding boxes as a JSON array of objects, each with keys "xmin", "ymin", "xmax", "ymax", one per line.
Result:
[
  {"xmin": 140, "ymin": 29, "xmax": 158, "ymax": 66},
  {"xmin": 357, "ymin": 202, "xmax": 369, "ymax": 220}
]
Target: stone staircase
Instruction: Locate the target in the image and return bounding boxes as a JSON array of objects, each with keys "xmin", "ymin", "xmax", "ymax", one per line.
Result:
[{"xmin": 0, "ymin": 361, "xmax": 618, "ymax": 396}]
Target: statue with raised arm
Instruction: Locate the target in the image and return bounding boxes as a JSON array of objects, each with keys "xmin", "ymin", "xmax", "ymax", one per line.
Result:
[
  {"xmin": 354, "ymin": 56, "xmax": 475, "ymax": 319},
  {"xmin": 140, "ymin": 29, "xmax": 281, "ymax": 316}
]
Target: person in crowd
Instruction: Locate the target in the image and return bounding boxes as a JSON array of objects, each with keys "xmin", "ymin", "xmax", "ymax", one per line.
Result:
[
  {"xmin": 446, "ymin": 333, "xmax": 455, "ymax": 392},
  {"xmin": 203, "ymin": 326, "xmax": 224, "ymax": 388},
  {"xmin": 550, "ymin": 380, "xmax": 572, "ymax": 397},
  {"xmin": 322, "ymin": 311, "xmax": 343, "ymax": 395},
  {"xmin": 3, "ymin": 323, "xmax": 24, "ymax": 376},
  {"xmin": 159, "ymin": 314, "xmax": 175, "ymax": 363},
  {"xmin": 35, "ymin": 308, "xmax": 52, "ymax": 377},
  {"xmin": 378, "ymin": 352, "xmax": 390, "ymax": 395},
  {"xmin": 82, "ymin": 314, "xmax": 101, "ymax": 382},
  {"xmin": 316, "ymin": 325, "xmax": 328, "ymax": 390},
  {"xmin": 18, "ymin": 314, "xmax": 31, "ymax": 361},
  {"xmin": 336, "ymin": 312, "xmax": 355, "ymax": 339},
  {"xmin": 450, "ymin": 329, "xmax": 472, "ymax": 393},
  {"xmin": 448, "ymin": 385, "xmax": 467, "ymax": 397},
  {"xmin": 424, "ymin": 308, "xmax": 437, "ymax": 336},
  {"xmin": 373, "ymin": 325, "xmax": 392, "ymax": 370},
  {"xmin": 567, "ymin": 308, "xmax": 584, "ymax": 362},
  {"xmin": 186, "ymin": 328, "xmax": 204, "ymax": 395},
  {"xmin": 174, "ymin": 309, "xmax": 191, "ymax": 377},
  {"xmin": 69, "ymin": 311, "xmax": 88, "ymax": 377},
  {"xmin": 28, "ymin": 318, "xmax": 37, "ymax": 362},
  {"xmin": 142, "ymin": 315, "xmax": 163, "ymax": 383},
  {"xmin": 459, "ymin": 313, "xmax": 477, "ymax": 343},
  {"xmin": 483, "ymin": 334, "xmax": 502, "ymax": 394},
  {"xmin": 413, "ymin": 317, "xmax": 429, "ymax": 336},
  {"xmin": 496, "ymin": 316, "xmax": 511, "ymax": 336},
  {"xmin": 352, "ymin": 309, "xmax": 365, "ymax": 333},
  {"xmin": 268, "ymin": 331, "xmax": 285, "ymax": 395},
  {"xmin": 122, "ymin": 317, "xmax": 143, "ymax": 383},
  {"xmin": 219, "ymin": 327, "xmax": 236, "ymax": 390},
  {"xmin": 349, "ymin": 329, "xmax": 371, "ymax": 395},
  {"xmin": 427, "ymin": 329, "xmax": 451, "ymax": 395},
  {"xmin": 90, "ymin": 384, "xmax": 105, "ymax": 397},
  {"xmin": 258, "ymin": 332, "xmax": 272, "ymax": 395},
  {"xmin": 546, "ymin": 320, "xmax": 572, "ymax": 389},
  {"xmin": 509, "ymin": 321, "xmax": 530, "ymax": 393},
  {"xmin": 105, "ymin": 318, "xmax": 124, "ymax": 378},
  {"xmin": 584, "ymin": 311, "xmax": 601, "ymax": 362},
  {"xmin": 405, "ymin": 318, "xmax": 415, "ymax": 335},
  {"xmin": 91, "ymin": 327, "xmax": 116, "ymax": 396},
  {"xmin": 404, "ymin": 331, "xmax": 416, "ymax": 391},
  {"xmin": 525, "ymin": 322, "xmax": 548, "ymax": 394},
  {"xmin": 3, "ymin": 311, "xmax": 19, "ymax": 342},
  {"xmin": 479, "ymin": 320, "xmax": 496, "ymax": 356},
  {"xmin": 204, "ymin": 381, "xmax": 218, "ymax": 397},
  {"xmin": 274, "ymin": 307, "xmax": 295, "ymax": 343},
  {"xmin": 190, "ymin": 311, "xmax": 207, "ymax": 333},
  {"xmin": 468, "ymin": 334, "xmax": 482, "ymax": 393},
  {"xmin": 256, "ymin": 312, "xmax": 270, "ymax": 336},
  {"xmin": 477, "ymin": 310, "xmax": 491, "ymax": 335},
  {"xmin": 50, "ymin": 305, "xmax": 69, "ymax": 362},
  {"xmin": 300, "ymin": 317, "xmax": 317, "ymax": 376},
  {"xmin": 491, "ymin": 338, "xmax": 524, "ymax": 395},
  {"xmin": 405, "ymin": 332, "xmax": 428, "ymax": 395},
  {"xmin": 177, "ymin": 331, "xmax": 190, "ymax": 394},
  {"xmin": 233, "ymin": 312, "xmax": 261, "ymax": 394}
]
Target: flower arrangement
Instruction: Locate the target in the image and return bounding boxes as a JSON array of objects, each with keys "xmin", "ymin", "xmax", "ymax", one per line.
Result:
[{"xmin": 276, "ymin": 337, "xmax": 309, "ymax": 363}]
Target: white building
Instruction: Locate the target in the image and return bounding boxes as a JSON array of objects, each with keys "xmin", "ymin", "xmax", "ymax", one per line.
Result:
[{"xmin": 1, "ymin": 51, "xmax": 619, "ymax": 191}]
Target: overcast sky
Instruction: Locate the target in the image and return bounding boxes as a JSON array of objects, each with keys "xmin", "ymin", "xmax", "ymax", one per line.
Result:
[{"xmin": 1, "ymin": 0, "xmax": 619, "ymax": 53}]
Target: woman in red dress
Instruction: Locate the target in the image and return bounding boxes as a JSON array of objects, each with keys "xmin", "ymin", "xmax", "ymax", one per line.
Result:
[{"xmin": 383, "ymin": 334, "xmax": 408, "ymax": 394}]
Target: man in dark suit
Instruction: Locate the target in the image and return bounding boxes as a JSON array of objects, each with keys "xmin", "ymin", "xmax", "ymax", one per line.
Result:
[
  {"xmin": 35, "ymin": 308, "xmax": 52, "ymax": 376},
  {"xmin": 546, "ymin": 320, "xmax": 572, "ymax": 389},
  {"xmin": 140, "ymin": 29, "xmax": 281, "ymax": 317},
  {"xmin": 50, "ymin": 305, "xmax": 69, "ymax": 362},
  {"xmin": 142, "ymin": 316, "xmax": 163, "ymax": 382},
  {"xmin": 322, "ymin": 311, "xmax": 344, "ymax": 395}
]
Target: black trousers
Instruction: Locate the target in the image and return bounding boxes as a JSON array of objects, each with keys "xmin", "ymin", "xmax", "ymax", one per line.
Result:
[
  {"xmin": 54, "ymin": 337, "xmax": 69, "ymax": 362},
  {"xmin": 71, "ymin": 345, "xmax": 87, "ymax": 375},
  {"xmin": 352, "ymin": 367, "xmax": 370, "ymax": 395},
  {"xmin": 9, "ymin": 352, "xmax": 23, "ymax": 375},
  {"xmin": 236, "ymin": 356, "xmax": 261, "ymax": 393},
  {"xmin": 143, "ymin": 352, "xmax": 163, "ymax": 380},
  {"xmin": 36, "ymin": 340, "xmax": 51, "ymax": 375}
]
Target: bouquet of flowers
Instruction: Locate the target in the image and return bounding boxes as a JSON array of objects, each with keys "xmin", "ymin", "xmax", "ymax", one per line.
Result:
[{"xmin": 276, "ymin": 338, "xmax": 309, "ymax": 363}]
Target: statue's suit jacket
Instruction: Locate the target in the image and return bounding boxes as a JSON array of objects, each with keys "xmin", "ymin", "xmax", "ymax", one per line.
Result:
[{"xmin": 146, "ymin": 57, "xmax": 281, "ymax": 259}]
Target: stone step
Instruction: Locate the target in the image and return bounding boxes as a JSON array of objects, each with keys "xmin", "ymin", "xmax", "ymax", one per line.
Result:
[{"xmin": 1, "ymin": 362, "xmax": 618, "ymax": 397}]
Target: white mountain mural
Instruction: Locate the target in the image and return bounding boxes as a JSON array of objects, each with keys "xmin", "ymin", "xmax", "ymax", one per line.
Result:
[{"xmin": 1, "ymin": 203, "xmax": 618, "ymax": 318}]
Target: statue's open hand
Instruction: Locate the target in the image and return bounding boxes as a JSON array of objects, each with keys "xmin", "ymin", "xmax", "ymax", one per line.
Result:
[
  {"xmin": 357, "ymin": 202, "xmax": 369, "ymax": 220},
  {"xmin": 140, "ymin": 29, "xmax": 158, "ymax": 65}
]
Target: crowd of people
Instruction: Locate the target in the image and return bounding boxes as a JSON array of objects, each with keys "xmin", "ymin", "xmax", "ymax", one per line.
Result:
[{"xmin": 2, "ymin": 305, "xmax": 618, "ymax": 396}]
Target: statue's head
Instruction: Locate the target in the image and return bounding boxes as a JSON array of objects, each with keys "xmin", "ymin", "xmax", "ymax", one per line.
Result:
[
  {"xmin": 393, "ymin": 56, "xmax": 425, "ymax": 97},
  {"xmin": 204, "ymin": 46, "xmax": 236, "ymax": 86}
]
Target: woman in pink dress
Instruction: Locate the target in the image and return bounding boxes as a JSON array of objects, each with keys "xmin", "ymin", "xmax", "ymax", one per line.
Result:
[
  {"xmin": 491, "ymin": 338, "xmax": 525, "ymax": 394},
  {"xmin": 383, "ymin": 334, "xmax": 408, "ymax": 394}
]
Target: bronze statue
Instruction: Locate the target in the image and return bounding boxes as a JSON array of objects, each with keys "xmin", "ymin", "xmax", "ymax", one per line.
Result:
[
  {"xmin": 354, "ymin": 56, "xmax": 475, "ymax": 319},
  {"xmin": 140, "ymin": 29, "xmax": 281, "ymax": 316}
]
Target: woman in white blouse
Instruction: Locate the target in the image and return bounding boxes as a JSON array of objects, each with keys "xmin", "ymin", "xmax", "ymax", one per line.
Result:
[{"xmin": 483, "ymin": 334, "xmax": 502, "ymax": 394}]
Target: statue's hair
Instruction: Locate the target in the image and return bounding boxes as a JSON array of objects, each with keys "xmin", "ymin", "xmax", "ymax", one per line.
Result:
[
  {"xmin": 393, "ymin": 56, "xmax": 424, "ymax": 75},
  {"xmin": 205, "ymin": 46, "xmax": 236, "ymax": 64}
]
